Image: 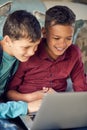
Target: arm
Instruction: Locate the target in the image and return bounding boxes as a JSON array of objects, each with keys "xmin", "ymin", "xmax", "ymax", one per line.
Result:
[
  {"xmin": 70, "ymin": 47, "xmax": 87, "ymax": 91},
  {"xmin": 0, "ymin": 101, "xmax": 28, "ymax": 119},
  {"xmin": 7, "ymin": 89, "xmax": 44, "ymax": 102},
  {"xmin": 0, "ymin": 100, "xmax": 42, "ymax": 119},
  {"xmin": 7, "ymin": 87, "xmax": 56, "ymax": 102}
]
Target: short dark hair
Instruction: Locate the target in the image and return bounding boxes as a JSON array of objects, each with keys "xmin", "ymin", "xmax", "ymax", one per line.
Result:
[
  {"xmin": 3, "ymin": 10, "xmax": 41, "ymax": 42},
  {"xmin": 45, "ymin": 5, "xmax": 76, "ymax": 29}
]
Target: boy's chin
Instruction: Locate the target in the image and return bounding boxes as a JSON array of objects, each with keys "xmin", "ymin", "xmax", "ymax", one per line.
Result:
[{"xmin": 19, "ymin": 58, "xmax": 29, "ymax": 62}]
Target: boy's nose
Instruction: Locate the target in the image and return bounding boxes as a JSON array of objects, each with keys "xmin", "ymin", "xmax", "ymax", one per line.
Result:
[{"xmin": 60, "ymin": 39, "xmax": 67, "ymax": 47}]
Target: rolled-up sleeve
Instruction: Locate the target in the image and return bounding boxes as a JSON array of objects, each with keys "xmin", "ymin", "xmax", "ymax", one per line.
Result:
[{"xmin": 0, "ymin": 101, "xmax": 28, "ymax": 119}]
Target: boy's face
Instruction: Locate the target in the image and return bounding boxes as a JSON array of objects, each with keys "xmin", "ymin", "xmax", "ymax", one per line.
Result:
[
  {"xmin": 45, "ymin": 24, "xmax": 74, "ymax": 60},
  {"xmin": 9, "ymin": 38, "xmax": 40, "ymax": 62}
]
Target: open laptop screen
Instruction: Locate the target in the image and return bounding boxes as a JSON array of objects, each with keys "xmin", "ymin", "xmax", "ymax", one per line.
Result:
[
  {"xmin": 31, "ymin": 92, "xmax": 87, "ymax": 130},
  {"xmin": 20, "ymin": 92, "xmax": 87, "ymax": 130}
]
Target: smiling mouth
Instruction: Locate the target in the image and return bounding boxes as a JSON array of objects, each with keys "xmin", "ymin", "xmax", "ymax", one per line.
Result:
[{"xmin": 55, "ymin": 46, "xmax": 65, "ymax": 51}]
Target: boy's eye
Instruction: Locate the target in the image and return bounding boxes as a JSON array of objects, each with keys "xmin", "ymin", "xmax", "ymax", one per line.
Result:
[
  {"xmin": 67, "ymin": 38, "xmax": 72, "ymax": 41},
  {"xmin": 66, "ymin": 37, "xmax": 72, "ymax": 41},
  {"xmin": 54, "ymin": 37, "xmax": 60, "ymax": 40},
  {"xmin": 21, "ymin": 46, "xmax": 30, "ymax": 50},
  {"xmin": 25, "ymin": 47, "xmax": 30, "ymax": 49}
]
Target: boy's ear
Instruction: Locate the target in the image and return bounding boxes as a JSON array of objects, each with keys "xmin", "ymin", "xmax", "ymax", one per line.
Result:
[
  {"xmin": 42, "ymin": 27, "xmax": 46, "ymax": 38},
  {"xmin": 3, "ymin": 35, "xmax": 12, "ymax": 46},
  {"xmin": 3, "ymin": 35, "xmax": 11, "ymax": 42}
]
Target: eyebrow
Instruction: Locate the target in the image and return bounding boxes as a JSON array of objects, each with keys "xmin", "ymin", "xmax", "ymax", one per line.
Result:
[{"xmin": 52, "ymin": 34, "xmax": 73, "ymax": 37}]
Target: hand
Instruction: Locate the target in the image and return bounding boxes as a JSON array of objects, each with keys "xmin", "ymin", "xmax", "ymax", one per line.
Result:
[
  {"xmin": 27, "ymin": 99, "xmax": 42, "ymax": 113},
  {"xmin": 47, "ymin": 88, "xmax": 55, "ymax": 94},
  {"xmin": 42, "ymin": 87, "xmax": 55, "ymax": 94},
  {"xmin": 42, "ymin": 87, "xmax": 49, "ymax": 93}
]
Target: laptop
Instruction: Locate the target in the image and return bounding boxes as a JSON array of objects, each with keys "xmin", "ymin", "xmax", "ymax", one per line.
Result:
[{"xmin": 20, "ymin": 92, "xmax": 87, "ymax": 130}]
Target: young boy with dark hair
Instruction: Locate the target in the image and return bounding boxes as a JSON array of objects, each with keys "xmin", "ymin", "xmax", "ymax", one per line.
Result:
[{"xmin": 0, "ymin": 9, "xmax": 41, "ymax": 129}]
